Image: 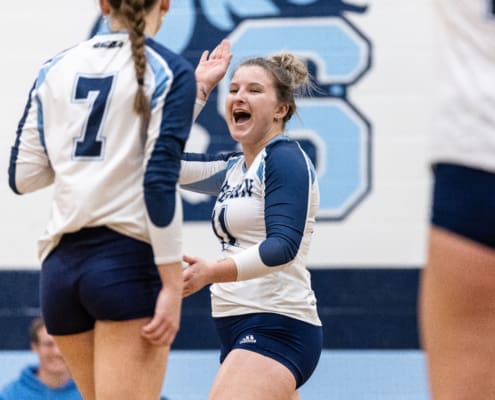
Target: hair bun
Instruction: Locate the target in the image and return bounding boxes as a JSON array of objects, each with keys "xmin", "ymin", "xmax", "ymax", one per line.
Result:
[{"xmin": 268, "ymin": 53, "xmax": 308, "ymax": 88}]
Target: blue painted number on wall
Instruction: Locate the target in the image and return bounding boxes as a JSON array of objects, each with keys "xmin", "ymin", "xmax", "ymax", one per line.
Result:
[{"xmin": 218, "ymin": 18, "xmax": 371, "ymax": 220}]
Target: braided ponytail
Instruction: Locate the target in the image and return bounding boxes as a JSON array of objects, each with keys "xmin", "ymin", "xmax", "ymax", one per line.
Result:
[{"xmin": 108, "ymin": 0, "xmax": 158, "ymax": 118}]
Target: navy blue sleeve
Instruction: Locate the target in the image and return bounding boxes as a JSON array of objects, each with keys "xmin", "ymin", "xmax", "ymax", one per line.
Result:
[
  {"xmin": 259, "ymin": 141, "xmax": 309, "ymax": 266},
  {"xmin": 144, "ymin": 47, "xmax": 196, "ymax": 227}
]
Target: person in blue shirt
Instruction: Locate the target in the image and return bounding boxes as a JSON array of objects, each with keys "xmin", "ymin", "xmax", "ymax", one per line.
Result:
[{"xmin": 0, "ymin": 318, "xmax": 81, "ymax": 400}]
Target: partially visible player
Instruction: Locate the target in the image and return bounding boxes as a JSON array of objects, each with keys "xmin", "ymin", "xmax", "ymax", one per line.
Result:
[
  {"xmin": 419, "ymin": 1, "xmax": 495, "ymax": 399},
  {"xmin": 8, "ymin": 0, "xmax": 195, "ymax": 399},
  {"xmin": 180, "ymin": 50, "xmax": 323, "ymax": 400}
]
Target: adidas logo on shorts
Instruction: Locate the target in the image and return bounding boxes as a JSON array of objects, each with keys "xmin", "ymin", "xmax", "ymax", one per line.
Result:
[{"xmin": 239, "ymin": 334, "xmax": 256, "ymax": 344}]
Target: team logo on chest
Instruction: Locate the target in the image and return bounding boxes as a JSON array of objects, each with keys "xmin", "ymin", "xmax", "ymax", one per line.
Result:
[{"xmin": 218, "ymin": 178, "xmax": 254, "ymax": 203}]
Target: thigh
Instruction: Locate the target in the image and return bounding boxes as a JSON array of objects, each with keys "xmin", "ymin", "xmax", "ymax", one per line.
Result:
[
  {"xmin": 210, "ymin": 349, "xmax": 296, "ymax": 400},
  {"xmin": 420, "ymin": 227, "xmax": 495, "ymax": 400},
  {"xmin": 214, "ymin": 313, "xmax": 322, "ymax": 388},
  {"xmin": 94, "ymin": 319, "xmax": 170, "ymax": 400},
  {"xmin": 54, "ymin": 330, "xmax": 95, "ymax": 400}
]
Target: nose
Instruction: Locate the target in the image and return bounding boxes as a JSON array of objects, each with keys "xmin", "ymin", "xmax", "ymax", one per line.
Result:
[{"xmin": 232, "ymin": 88, "xmax": 247, "ymax": 102}]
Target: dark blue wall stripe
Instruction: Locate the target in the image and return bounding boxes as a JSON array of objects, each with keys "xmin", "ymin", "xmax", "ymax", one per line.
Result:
[{"xmin": 0, "ymin": 269, "xmax": 420, "ymax": 350}]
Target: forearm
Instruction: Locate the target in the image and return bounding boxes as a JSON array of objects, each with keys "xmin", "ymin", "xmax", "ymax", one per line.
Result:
[
  {"xmin": 157, "ymin": 261, "xmax": 184, "ymax": 291},
  {"xmin": 207, "ymin": 257, "xmax": 238, "ymax": 283}
]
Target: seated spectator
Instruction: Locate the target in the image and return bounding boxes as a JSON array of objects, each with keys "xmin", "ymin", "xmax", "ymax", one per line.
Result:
[{"xmin": 0, "ymin": 318, "xmax": 81, "ymax": 400}]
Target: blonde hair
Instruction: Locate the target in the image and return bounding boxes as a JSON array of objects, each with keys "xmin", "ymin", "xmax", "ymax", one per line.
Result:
[{"xmin": 237, "ymin": 53, "xmax": 311, "ymax": 124}]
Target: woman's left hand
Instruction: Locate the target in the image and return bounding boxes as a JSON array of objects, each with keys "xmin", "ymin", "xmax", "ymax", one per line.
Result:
[{"xmin": 195, "ymin": 39, "xmax": 232, "ymax": 101}]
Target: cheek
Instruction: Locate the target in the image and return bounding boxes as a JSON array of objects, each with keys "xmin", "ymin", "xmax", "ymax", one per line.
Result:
[{"xmin": 225, "ymin": 97, "xmax": 233, "ymax": 116}]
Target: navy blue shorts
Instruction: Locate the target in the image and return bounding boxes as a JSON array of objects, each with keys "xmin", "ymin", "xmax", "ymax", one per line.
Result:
[
  {"xmin": 214, "ymin": 313, "xmax": 323, "ymax": 388},
  {"xmin": 431, "ymin": 163, "xmax": 495, "ymax": 249},
  {"xmin": 41, "ymin": 226, "xmax": 162, "ymax": 335}
]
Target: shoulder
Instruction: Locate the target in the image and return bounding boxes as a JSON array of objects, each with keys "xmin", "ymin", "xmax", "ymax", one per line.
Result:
[
  {"xmin": 35, "ymin": 40, "xmax": 90, "ymax": 88},
  {"xmin": 262, "ymin": 136, "xmax": 316, "ymax": 183},
  {"xmin": 265, "ymin": 136, "xmax": 308, "ymax": 169},
  {"xmin": 145, "ymin": 37, "xmax": 194, "ymax": 75},
  {"xmin": 0, "ymin": 366, "xmax": 37, "ymax": 398}
]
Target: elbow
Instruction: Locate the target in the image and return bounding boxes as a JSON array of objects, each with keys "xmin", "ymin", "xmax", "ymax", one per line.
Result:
[{"xmin": 259, "ymin": 237, "xmax": 299, "ymax": 266}]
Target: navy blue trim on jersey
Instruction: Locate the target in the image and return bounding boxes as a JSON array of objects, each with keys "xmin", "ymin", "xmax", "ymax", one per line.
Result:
[
  {"xmin": 143, "ymin": 38, "xmax": 196, "ymax": 227},
  {"xmin": 260, "ymin": 139, "xmax": 310, "ymax": 266},
  {"xmin": 181, "ymin": 152, "xmax": 242, "ymax": 195},
  {"xmin": 431, "ymin": 163, "xmax": 495, "ymax": 248},
  {"xmin": 35, "ymin": 96, "xmax": 47, "ymax": 154},
  {"xmin": 214, "ymin": 313, "xmax": 322, "ymax": 388},
  {"xmin": 9, "ymin": 81, "xmax": 37, "ymax": 195}
]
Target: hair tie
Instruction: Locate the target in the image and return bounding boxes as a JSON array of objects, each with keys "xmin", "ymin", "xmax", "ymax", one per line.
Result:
[{"xmin": 137, "ymin": 78, "xmax": 144, "ymax": 86}]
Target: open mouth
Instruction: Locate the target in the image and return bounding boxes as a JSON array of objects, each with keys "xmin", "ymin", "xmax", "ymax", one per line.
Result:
[{"xmin": 233, "ymin": 110, "xmax": 251, "ymax": 124}]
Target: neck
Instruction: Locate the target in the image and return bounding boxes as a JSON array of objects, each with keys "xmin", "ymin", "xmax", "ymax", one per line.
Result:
[
  {"xmin": 37, "ymin": 369, "xmax": 71, "ymax": 389},
  {"xmin": 108, "ymin": 10, "xmax": 162, "ymax": 36},
  {"xmin": 242, "ymin": 131, "xmax": 283, "ymax": 168}
]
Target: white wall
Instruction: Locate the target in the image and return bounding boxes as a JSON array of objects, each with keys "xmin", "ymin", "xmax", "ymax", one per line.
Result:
[{"xmin": 0, "ymin": 1, "xmax": 434, "ymax": 268}]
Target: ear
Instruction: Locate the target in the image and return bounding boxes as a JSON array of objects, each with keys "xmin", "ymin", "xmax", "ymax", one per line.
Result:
[
  {"xmin": 274, "ymin": 103, "xmax": 289, "ymax": 122},
  {"xmin": 99, "ymin": 0, "xmax": 111, "ymax": 15},
  {"xmin": 161, "ymin": 0, "xmax": 171, "ymax": 13}
]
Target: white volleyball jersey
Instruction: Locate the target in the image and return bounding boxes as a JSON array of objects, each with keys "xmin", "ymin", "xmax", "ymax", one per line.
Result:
[
  {"xmin": 9, "ymin": 32, "xmax": 196, "ymax": 263},
  {"xmin": 431, "ymin": 0, "xmax": 495, "ymax": 172},
  {"xmin": 180, "ymin": 136, "xmax": 321, "ymax": 326}
]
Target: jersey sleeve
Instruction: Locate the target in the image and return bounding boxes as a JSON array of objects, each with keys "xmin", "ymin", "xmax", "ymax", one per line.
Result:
[
  {"xmin": 143, "ymin": 53, "xmax": 196, "ymax": 265},
  {"xmin": 231, "ymin": 141, "xmax": 313, "ymax": 281},
  {"xmin": 9, "ymin": 80, "xmax": 54, "ymax": 194},
  {"xmin": 179, "ymin": 152, "xmax": 241, "ymax": 195}
]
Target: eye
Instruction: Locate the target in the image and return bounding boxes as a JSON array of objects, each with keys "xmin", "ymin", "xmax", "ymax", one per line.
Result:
[{"xmin": 229, "ymin": 87, "xmax": 238, "ymax": 94}]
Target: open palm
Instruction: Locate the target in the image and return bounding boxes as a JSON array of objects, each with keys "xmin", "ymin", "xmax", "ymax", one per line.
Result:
[{"xmin": 195, "ymin": 39, "xmax": 233, "ymax": 99}]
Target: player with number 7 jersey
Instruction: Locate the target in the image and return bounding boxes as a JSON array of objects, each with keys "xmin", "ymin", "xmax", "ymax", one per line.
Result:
[
  {"xmin": 8, "ymin": 31, "xmax": 195, "ymax": 264},
  {"xmin": 7, "ymin": 2, "xmax": 196, "ymax": 397}
]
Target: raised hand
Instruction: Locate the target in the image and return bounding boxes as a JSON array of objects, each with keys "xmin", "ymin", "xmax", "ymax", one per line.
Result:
[{"xmin": 195, "ymin": 39, "xmax": 233, "ymax": 101}]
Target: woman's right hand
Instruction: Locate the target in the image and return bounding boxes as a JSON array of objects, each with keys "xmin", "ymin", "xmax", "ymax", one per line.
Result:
[
  {"xmin": 182, "ymin": 254, "xmax": 212, "ymax": 297},
  {"xmin": 141, "ymin": 262, "xmax": 183, "ymax": 347}
]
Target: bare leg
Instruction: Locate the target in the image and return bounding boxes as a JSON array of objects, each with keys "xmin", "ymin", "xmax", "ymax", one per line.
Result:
[
  {"xmin": 54, "ymin": 330, "xmax": 95, "ymax": 400},
  {"xmin": 94, "ymin": 318, "xmax": 170, "ymax": 400},
  {"xmin": 209, "ymin": 349, "xmax": 297, "ymax": 400},
  {"xmin": 420, "ymin": 227, "xmax": 495, "ymax": 400}
]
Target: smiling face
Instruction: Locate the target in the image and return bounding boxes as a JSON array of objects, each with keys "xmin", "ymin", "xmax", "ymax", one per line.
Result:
[
  {"xmin": 225, "ymin": 65, "xmax": 288, "ymax": 158},
  {"xmin": 32, "ymin": 326, "xmax": 70, "ymax": 377}
]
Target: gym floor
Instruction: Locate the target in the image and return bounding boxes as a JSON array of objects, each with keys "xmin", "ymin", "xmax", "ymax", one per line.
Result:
[{"xmin": 0, "ymin": 350, "xmax": 430, "ymax": 399}]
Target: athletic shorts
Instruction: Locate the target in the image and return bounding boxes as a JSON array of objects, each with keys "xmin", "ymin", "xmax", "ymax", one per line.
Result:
[
  {"xmin": 214, "ymin": 312, "xmax": 323, "ymax": 388},
  {"xmin": 41, "ymin": 226, "xmax": 162, "ymax": 335},
  {"xmin": 431, "ymin": 163, "xmax": 495, "ymax": 249}
]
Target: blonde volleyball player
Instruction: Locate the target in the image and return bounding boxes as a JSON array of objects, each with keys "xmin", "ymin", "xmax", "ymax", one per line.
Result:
[
  {"xmin": 8, "ymin": 1, "xmax": 196, "ymax": 399},
  {"xmin": 420, "ymin": 1, "xmax": 495, "ymax": 399},
  {"xmin": 181, "ymin": 50, "xmax": 323, "ymax": 400}
]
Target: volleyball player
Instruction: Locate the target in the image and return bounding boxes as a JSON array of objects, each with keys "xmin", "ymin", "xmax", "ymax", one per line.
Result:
[
  {"xmin": 8, "ymin": 1, "xmax": 195, "ymax": 399},
  {"xmin": 419, "ymin": 1, "xmax": 495, "ymax": 399},
  {"xmin": 181, "ymin": 51, "xmax": 323, "ymax": 400}
]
